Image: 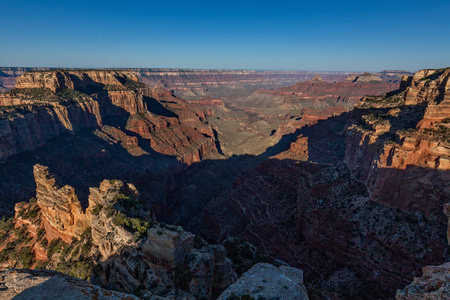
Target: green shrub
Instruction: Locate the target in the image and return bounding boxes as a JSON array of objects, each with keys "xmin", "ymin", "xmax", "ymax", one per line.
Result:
[
  {"xmin": 113, "ymin": 193, "xmax": 133, "ymax": 207},
  {"xmin": 114, "ymin": 212, "xmax": 131, "ymax": 228},
  {"xmin": 56, "ymin": 89, "xmax": 89, "ymax": 102},
  {"xmin": 36, "ymin": 227, "xmax": 45, "ymax": 241},
  {"xmin": 0, "ymin": 242, "xmax": 15, "ymax": 263},
  {"xmin": 71, "ymin": 246, "xmax": 80, "ymax": 258},
  {"xmin": 17, "ymin": 246, "xmax": 34, "ymax": 268},
  {"xmin": 40, "ymin": 238, "xmax": 48, "ymax": 247},
  {"xmin": 34, "ymin": 259, "xmax": 48, "ymax": 269},
  {"xmin": 114, "ymin": 212, "xmax": 151, "ymax": 237},
  {"xmin": 81, "ymin": 227, "xmax": 92, "ymax": 241},
  {"xmin": 91, "ymin": 204, "xmax": 103, "ymax": 215},
  {"xmin": 81, "ymin": 241, "xmax": 92, "ymax": 257},
  {"xmin": 68, "ymin": 259, "xmax": 95, "ymax": 281},
  {"xmin": 0, "ymin": 217, "xmax": 13, "ymax": 243},
  {"xmin": 47, "ymin": 238, "xmax": 66, "ymax": 257},
  {"xmin": 15, "ymin": 226, "xmax": 32, "ymax": 244}
]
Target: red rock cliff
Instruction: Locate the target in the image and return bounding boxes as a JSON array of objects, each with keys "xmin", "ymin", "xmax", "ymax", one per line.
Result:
[{"xmin": 345, "ymin": 68, "xmax": 450, "ymax": 214}]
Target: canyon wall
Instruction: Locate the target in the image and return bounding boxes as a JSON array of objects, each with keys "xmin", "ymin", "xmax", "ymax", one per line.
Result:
[
  {"xmin": 172, "ymin": 68, "xmax": 450, "ymax": 298},
  {"xmin": 0, "ymin": 70, "xmax": 222, "ymax": 165},
  {"xmin": 0, "ymin": 164, "xmax": 239, "ymax": 299},
  {"xmin": 344, "ymin": 68, "xmax": 450, "ymax": 214}
]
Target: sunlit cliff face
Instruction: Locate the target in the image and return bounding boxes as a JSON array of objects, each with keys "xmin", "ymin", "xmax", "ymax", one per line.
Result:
[{"xmin": 0, "ymin": 68, "xmax": 448, "ymax": 299}]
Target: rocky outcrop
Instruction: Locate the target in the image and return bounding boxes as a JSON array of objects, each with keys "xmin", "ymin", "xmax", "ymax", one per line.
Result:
[
  {"xmin": 218, "ymin": 263, "xmax": 309, "ymax": 300},
  {"xmin": 346, "ymin": 72, "xmax": 383, "ymax": 83},
  {"xmin": 344, "ymin": 68, "xmax": 450, "ymax": 214},
  {"xmin": 198, "ymin": 158, "xmax": 446, "ymax": 298},
  {"xmin": 15, "ymin": 70, "xmax": 140, "ymax": 93},
  {"xmin": 143, "ymin": 225, "xmax": 194, "ymax": 264},
  {"xmin": 0, "ymin": 70, "xmax": 223, "ymax": 164},
  {"xmin": 0, "ymin": 102, "xmax": 102, "ymax": 163},
  {"xmin": 396, "ymin": 262, "xmax": 450, "ymax": 299},
  {"xmin": 0, "ymin": 67, "xmax": 50, "ymax": 92},
  {"xmin": 34, "ymin": 164, "xmax": 89, "ymax": 243},
  {"xmin": 0, "ymin": 164, "xmax": 237, "ymax": 299},
  {"xmin": 0, "ymin": 269, "xmax": 139, "ymax": 300}
]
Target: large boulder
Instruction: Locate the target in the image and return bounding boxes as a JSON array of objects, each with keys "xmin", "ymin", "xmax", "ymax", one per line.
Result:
[{"xmin": 218, "ymin": 263, "xmax": 309, "ymax": 300}]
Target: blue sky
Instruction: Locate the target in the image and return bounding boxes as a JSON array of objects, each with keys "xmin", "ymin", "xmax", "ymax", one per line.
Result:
[{"xmin": 0, "ymin": 0, "xmax": 449, "ymax": 71}]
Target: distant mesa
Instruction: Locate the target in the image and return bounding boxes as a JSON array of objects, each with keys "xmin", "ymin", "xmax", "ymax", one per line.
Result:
[
  {"xmin": 310, "ymin": 75, "xmax": 324, "ymax": 82},
  {"xmin": 346, "ymin": 72, "xmax": 382, "ymax": 83}
]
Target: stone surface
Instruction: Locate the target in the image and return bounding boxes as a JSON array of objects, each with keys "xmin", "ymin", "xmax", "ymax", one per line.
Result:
[
  {"xmin": 345, "ymin": 68, "xmax": 450, "ymax": 214},
  {"xmin": 0, "ymin": 164, "xmax": 237, "ymax": 299},
  {"xmin": 218, "ymin": 263, "xmax": 309, "ymax": 300},
  {"xmin": 15, "ymin": 70, "xmax": 140, "ymax": 93},
  {"xmin": 396, "ymin": 262, "xmax": 450, "ymax": 299},
  {"xmin": 0, "ymin": 269, "xmax": 139, "ymax": 300},
  {"xmin": 143, "ymin": 224, "xmax": 194, "ymax": 264},
  {"xmin": 34, "ymin": 164, "xmax": 89, "ymax": 242},
  {"xmin": 0, "ymin": 69, "xmax": 223, "ymax": 165}
]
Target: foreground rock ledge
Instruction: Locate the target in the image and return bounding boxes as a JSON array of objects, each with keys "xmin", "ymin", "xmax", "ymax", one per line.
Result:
[{"xmin": 0, "ymin": 269, "xmax": 139, "ymax": 300}]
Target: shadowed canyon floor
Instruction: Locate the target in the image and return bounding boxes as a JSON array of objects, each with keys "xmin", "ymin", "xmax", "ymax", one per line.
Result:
[{"xmin": 0, "ymin": 68, "xmax": 448, "ymax": 299}]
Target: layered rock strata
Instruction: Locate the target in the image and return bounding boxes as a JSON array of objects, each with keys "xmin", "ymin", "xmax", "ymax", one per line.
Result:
[
  {"xmin": 0, "ymin": 70, "xmax": 222, "ymax": 164},
  {"xmin": 0, "ymin": 164, "xmax": 237, "ymax": 299},
  {"xmin": 345, "ymin": 68, "xmax": 450, "ymax": 214}
]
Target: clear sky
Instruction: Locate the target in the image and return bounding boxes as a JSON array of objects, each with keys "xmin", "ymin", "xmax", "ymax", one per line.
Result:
[{"xmin": 0, "ymin": 0, "xmax": 449, "ymax": 71}]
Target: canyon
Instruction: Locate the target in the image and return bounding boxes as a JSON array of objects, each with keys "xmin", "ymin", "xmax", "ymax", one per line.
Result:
[{"xmin": 0, "ymin": 67, "xmax": 448, "ymax": 299}]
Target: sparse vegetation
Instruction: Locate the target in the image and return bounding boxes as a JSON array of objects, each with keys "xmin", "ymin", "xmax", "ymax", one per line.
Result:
[
  {"xmin": 47, "ymin": 238, "xmax": 66, "ymax": 257},
  {"xmin": 0, "ymin": 217, "xmax": 13, "ymax": 243},
  {"xmin": 8, "ymin": 87, "xmax": 59, "ymax": 101},
  {"xmin": 0, "ymin": 242, "xmax": 15, "ymax": 263},
  {"xmin": 15, "ymin": 246, "xmax": 34, "ymax": 268},
  {"xmin": 55, "ymin": 257, "xmax": 96, "ymax": 281},
  {"xmin": 91, "ymin": 204, "xmax": 103, "ymax": 215},
  {"xmin": 56, "ymin": 88, "xmax": 90, "ymax": 102},
  {"xmin": 36, "ymin": 227, "xmax": 45, "ymax": 240},
  {"xmin": 40, "ymin": 238, "xmax": 48, "ymax": 247},
  {"xmin": 114, "ymin": 212, "xmax": 152, "ymax": 237}
]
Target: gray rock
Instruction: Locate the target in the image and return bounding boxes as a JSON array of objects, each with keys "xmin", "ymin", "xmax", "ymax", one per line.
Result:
[
  {"xmin": 143, "ymin": 224, "xmax": 194, "ymax": 265},
  {"xmin": 218, "ymin": 263, "xmax": 309, "ymax": 300},
  {"xmin": 396, "ymin": 262, "xmax": 450, "ymax": 299},
  {"xmin": 0, "ymin": 269, "xmax": 140, "ymax": 300}
]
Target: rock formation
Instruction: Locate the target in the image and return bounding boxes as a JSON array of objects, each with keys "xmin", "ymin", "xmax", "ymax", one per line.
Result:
[
  {"xmin": 0, "ymin": 164, "xmax": 238, "ymax": 299},
  {"xmin": 0, "ymin": 269, "xmax": 139, "ymax": 300},
  {"xmin": 218, "ymin": 263, "xmax": 309, "ymax": 300},
  {"xmin": 345, "ymin": 68, "xmax": 450, "ymax": 214},
  {"xmin": 175, "ymin": 68, "xmax": 449, "ymax": 298},
  {"xmin": 0, "ymin": 70, "xmax": 223, "ymax": 164},
  {"xmin": 0, "ymin": 66, "xmax": 444, "ymax": 299},
  {"xmin": 396, "ymin": 262, "xmax": 450, "ymax": 299},
  {"xmin": 345, "ymin": 72, "xmax": 383, "ymax": 83}
]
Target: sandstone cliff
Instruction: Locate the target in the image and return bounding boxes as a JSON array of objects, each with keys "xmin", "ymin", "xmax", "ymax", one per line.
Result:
[
  {"xmin": 0, "ymin": 70, "xmax": 223, "ymax": 164},
  {"xmin": 344, "ymin": 68, "xmax": 450, "ymax": 214},
  {"xmin": 0, "ymin": 164, "xmax": 237, "ymax": 299},
  {"xmin": 176, "ymin": 68, "xmax": 450, "ymax": 299}
]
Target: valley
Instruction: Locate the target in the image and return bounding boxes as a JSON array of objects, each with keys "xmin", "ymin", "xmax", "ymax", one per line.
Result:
[{"xmin": 0, "ymin": 67, "xmax": 448, "ymax": 299}]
